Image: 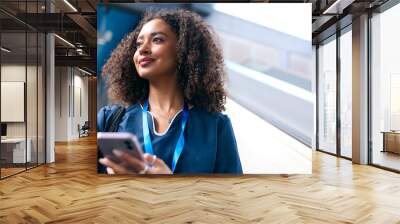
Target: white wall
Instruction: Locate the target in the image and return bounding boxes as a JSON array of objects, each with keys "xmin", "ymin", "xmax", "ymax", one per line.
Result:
[
  {"xmin": 54, "ymin": 67, "xmax": 89, "ymax": 141},
  {"xmin": 1, "ymin": 82, "xmax": 25, "ymax": 122},
  {"xmin": 1, "ymin": 63, "xmax": 46, "ymax": 164},
  {"xmin": 72, "ymin": 73, "xmax": 89, "ymax": 138},
  {"xmin": 55, "ymin": 66, "xmax": 68, "ymax": 141},
  {"xmin": 1, "ymin": 65, "xmax": 25, "ymax": 130},
  {"xmin": 1, "ymin": 65, "xmax": 38, "ymax": 138}
]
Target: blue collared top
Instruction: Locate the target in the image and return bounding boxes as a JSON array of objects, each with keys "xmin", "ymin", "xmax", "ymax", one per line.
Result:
[{"xmin": 97, "ymin": 103, "xmax": 243, "ymax": 174}]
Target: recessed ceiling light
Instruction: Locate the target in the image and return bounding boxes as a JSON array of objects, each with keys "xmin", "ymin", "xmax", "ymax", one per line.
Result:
[
  {"xmin": 78, "ymin": 67, "xmax": 92, "ymax": 76},
  {"xmin": 63, "ymin": 0, "xmax": 78, "ymax": 12},
  {"xmin": 1, "ymin": 47, "xmax": 11, "ymax": 53},
  {"xmin": 323, "ymin": 0, "xmax": 355, "ymax": 15},
  {"xmin": 54, "ymin": 34, "xmax": 75, "ymax": 48}
]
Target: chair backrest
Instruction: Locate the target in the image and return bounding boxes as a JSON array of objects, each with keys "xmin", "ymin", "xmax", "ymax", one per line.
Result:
[{"xmin": 82, "ymin": 121, "xmax": 90, "ymax": 129}]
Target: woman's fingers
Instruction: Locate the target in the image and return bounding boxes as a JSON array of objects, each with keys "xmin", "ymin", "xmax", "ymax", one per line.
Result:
[
  {"xmin": 106, "ymin": 167, "xmax": 115, "ymax": 174},
  {"xmin": 143, "ymin": 153, "xmax": 157, "ymax": 166},
  {"xmin": 100, "ymin": 152, "xmax": 172, "ymax": 174},
  {"xmin": 113, "ymin": 149, "xmax": 146, "ymax": 172},
  {"xmin": 99, "ymin": 157, "xmax": 131, "ymax": 174},
  {"xmin": 143, "ymin": 153, "xmax": 172, "ymax": 174}
]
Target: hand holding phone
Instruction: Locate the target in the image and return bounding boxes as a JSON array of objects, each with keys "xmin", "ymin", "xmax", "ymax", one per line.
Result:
[
  {"xmin": 97, "ymin": 132, "xmax": 144, "ymax": 163},
  {"xmin": 97, "ymin": 132, "xmax": 172, "ymax": 175}
]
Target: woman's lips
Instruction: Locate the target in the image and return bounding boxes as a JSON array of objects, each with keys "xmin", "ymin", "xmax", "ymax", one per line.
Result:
[{"xmin": 139, "ymin": 58, "xmax": 155, "ymax": 67}]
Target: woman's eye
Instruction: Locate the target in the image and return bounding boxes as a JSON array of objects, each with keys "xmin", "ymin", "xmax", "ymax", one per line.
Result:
[
  {"xmin": 153, "ymin": 37, "xmax": 163, "ymax": 43},
  {"xmin": 136, "ymin": 42, "xmax": 142, "ymax": 47}
]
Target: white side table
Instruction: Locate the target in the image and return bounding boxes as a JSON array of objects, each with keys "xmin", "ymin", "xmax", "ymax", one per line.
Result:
[{"xmin": 1, "ymin": 138, "xmax": 32, "ymax": 163}]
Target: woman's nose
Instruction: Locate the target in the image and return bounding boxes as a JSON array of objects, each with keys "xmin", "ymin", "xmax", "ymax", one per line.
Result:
[{"xmin": 138, "ymin": 41, "xmax": 151, "ymax": 55}]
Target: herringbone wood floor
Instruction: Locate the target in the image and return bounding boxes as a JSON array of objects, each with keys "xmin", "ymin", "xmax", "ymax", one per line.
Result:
[{"xmin": 1, "ymin": 135, "xmax": 400, "ymax": 223}]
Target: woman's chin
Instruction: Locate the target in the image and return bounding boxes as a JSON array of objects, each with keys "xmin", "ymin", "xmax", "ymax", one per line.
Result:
[{"xmin": 138, "ymin": 72, "xmax": 155, "ymax": 80}]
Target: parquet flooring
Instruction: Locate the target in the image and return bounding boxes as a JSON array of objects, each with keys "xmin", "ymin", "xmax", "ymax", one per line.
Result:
[
  {"xmin": 1, "ymin": 167, "xmax": 25, "ymax": 177},
  {"xmin": 1, "ymin": 163, "xmax": 42, "ymax": 178},
  {"xmin": 1, "ymin": 135, "xmax": 400, "ymax": 223}
]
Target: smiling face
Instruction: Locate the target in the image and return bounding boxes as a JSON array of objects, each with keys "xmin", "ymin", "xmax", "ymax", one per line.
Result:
[{"xmin": 133, "ymin": 18, "xmax": 178, "ymax": 81}]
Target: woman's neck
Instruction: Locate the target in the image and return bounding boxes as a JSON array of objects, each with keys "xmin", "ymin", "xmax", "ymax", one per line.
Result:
[{"xmin": 147, "ymin": 77, "xmax": 183, "ymax": 113}]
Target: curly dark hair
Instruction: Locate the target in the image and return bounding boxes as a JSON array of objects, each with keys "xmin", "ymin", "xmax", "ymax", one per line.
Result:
[{"xmin": 102, "ymin": 8, "xmax": 227, "ymax": 112}]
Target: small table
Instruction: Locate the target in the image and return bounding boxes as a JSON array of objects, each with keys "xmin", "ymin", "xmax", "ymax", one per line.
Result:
[
  {"xmin": 381, "ymin": 131, "xmax": 400, "ymax": 154},
  {"xmin": 1, "ymin": 138, "xmax": 32, "ymax": 164}
]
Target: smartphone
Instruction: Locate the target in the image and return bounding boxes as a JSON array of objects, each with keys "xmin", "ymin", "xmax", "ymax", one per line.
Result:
[{"xmin": 97, "ymin": 132, "xmax": 144, "ymax": 162}]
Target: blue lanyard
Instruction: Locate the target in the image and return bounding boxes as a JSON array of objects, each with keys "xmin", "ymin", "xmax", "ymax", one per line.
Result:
[{"xmin": 142, "ymin": 99, "xmax": 188, "ymax": 173}]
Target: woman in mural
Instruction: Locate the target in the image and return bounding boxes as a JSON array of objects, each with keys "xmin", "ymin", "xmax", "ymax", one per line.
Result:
[{"xmin": 98, "ymin": 8, "xmax": 242, "ymax": 174}]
